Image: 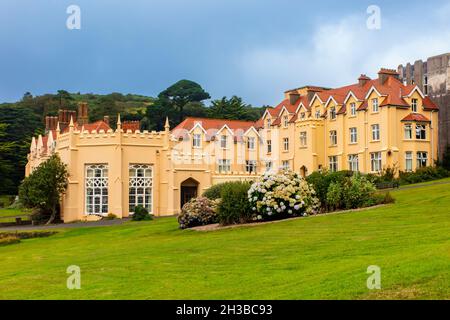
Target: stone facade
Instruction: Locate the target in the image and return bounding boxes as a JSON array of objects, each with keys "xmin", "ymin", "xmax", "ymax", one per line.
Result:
[{"xmin": 398, "ymin": 53, "xmax": 450, "ymax": 159}]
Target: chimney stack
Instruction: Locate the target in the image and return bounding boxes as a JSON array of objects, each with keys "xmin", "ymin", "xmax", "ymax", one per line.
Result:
[
  {"xmin": 103, "ymin": 115, "xmax": 110, "ymax": 125},
  {"xmin": 358, "ymin": 74, "xmax": 371, "ymax": 87},
  {"xmin": 378, "ymin": 68, "xmax": 399, "ymax": 85},
  {"xmin": 288, "ymin": 93, "xmax": 300, "ymax": 105},
  {"xmin": 77, "ymin": 102, "xmax": 89, "ymax": 126}
]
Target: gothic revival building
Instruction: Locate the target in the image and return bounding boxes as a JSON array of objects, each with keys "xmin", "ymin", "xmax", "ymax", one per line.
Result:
[{"xmin": 26, "ymin": 68, "xmax": 439, "ymax": 222}]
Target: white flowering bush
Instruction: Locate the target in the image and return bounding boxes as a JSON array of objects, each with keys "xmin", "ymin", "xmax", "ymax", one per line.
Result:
[{"xmin": 248, "ymin": 170, "xmax": 320, "ymax": 220}]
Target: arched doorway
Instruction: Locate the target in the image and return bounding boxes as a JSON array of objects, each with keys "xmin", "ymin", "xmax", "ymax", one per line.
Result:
[
  {"xmin": 180, "ymin": 178, "xmax": 199, "ymax": 209},
  {"xmin": 300, "ymin": 166, "xmax": 308, "ymax": 177}
]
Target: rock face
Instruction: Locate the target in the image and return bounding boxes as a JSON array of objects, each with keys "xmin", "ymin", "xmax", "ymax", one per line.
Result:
[{"xmin": 398, "ymin": 53, "xmax": 450, "ymax": 159}]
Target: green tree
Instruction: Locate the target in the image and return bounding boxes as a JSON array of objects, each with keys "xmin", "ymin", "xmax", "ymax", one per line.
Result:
[
  {"xmin": 158, "ymin": 80, "xmax": 210, "ymax": 123},
  {"xmin": 208, "ymin": 96, "xmax": 262, "ymax": 121},
  {"xmin": 19, "ymin": 154, "xmax": 69, "ymax": 225},
  {"xmin": 56, "ymin": 90, "xmax": 74, "ymax": 109}
]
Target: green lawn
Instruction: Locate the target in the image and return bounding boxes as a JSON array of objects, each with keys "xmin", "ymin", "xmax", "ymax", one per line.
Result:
[{"xmin": 0, "ymin": 180, "xmax": 449, "ymax": 300}]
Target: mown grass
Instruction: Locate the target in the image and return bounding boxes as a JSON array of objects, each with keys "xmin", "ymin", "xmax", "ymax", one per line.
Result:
[{"xmin": 0, "ymin": 180, "xmax": 448, "ymax": 299}]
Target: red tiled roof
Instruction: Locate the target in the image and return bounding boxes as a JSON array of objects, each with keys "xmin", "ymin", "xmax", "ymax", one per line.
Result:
[
  {"xmin": 337, "ymin": 104, "xmax": 347, "ymax": 115},
  {"xmin": 171, "ymin": 117, "xmax": 257, "ymax": 139},
  {"xmin": 62, "ymin": 120, "xmax": 111, "ymax": 134},
  {"xmin": 422, "ymin": 96, "xmax": 439, "ymax": 110},
  {"xmin": 401, "ymin": 113, "xmax": 431, "ymax": 122}
]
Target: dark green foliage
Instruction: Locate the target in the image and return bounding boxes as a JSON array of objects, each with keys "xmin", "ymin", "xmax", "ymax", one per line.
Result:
[
  {"xmin": 208, "ymin": 96, "xmax": 264, "ymax": 121},
  {"xmin": 0, "ymin": 231, "xmax": 57, "ymax": 246},
  {"xmin": 202, "ymin": 181, "xmax": 237, "ymax": 200},
  {"xmin": 19, "ymin": 154, "xmax": 68, "ymax": 225},
  {"xmin": 217, "ymin": 181, "xmax": 252, "ymax": 225},
  {"xmin": 158, "ymin": 79, "xmax": 211, "ymax": 123},
  {"xmin": 131, "ymin": 205, "xmax": 153, "ymax": 221},
  {"xmin": 306, "ymin": 170, "xmax": 353, "ymax": 208},
  {"xmin": 399, "ymin": 166, "xmax": 449, "ymax": 185}
]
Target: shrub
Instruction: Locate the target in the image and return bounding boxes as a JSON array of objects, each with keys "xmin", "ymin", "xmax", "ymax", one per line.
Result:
[
  {"xmin": 399, "ymin": 166, "xmax": 449, "ymax": 185},
  {"xmin": 326, "ymin": 182, "xmax": 342, "ymax": 210},
  {"xmin": 178, "ymin": 197, "xmax": 218, "ymax": 229},
  {"xmin": 104, "ymin": 213, "xmax": 118, "ymax": 220},
  {"xmin": 249, "ymin": 171, "xmax": 320, "ymax": 221},
  {"xmin": 306, "ymin": 170, "xmax": 353, "ymax": 209},
  {"xmin": 131, "ymin": 205, "xmax": 153, "ymax": 221},
  {"xmin": 202, "ymin": 182, "xmax": 236, "ymax": 200},
  {"xmin": 326, "ymin": 173, "xmax": 377, "ymax": 210},
  {"xmin": 218, "ymin": 181, "xmax": 253, "ymax": 225}
]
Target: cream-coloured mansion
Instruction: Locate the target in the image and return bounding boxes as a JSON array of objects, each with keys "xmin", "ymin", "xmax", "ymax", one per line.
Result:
[{"xmin": 26, "ymin": 68, "xmax": 439, "ymax": 222}]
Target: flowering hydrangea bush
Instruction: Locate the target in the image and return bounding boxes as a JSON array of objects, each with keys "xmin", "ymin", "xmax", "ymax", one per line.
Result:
[
  {"xmin": 248, "ymin": 170, "xmax": 320, "ymax": 220},
  {"xmin": 178, "ymin": 197, "xmax": 219, "ymax": 229}
]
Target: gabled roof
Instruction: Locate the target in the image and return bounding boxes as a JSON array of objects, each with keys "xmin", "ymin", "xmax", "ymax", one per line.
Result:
[
  {"xmin": 62, "ymin": 120, "xmax": 111, "ymax": 134},
  {"xmin": 401, "ymin": 113, "xmax": 431, "ymax": 122},
  {"xmin": 422, "ymin": 96, "xmax": 439, "ymax": 110},
  {"xmin": 171, "ymin": 117, "xmax": 257, "ymax": 139}
]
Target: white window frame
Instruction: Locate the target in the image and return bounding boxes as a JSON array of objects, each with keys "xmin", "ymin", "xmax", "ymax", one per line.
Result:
[
  {"xmin": 247, "ymin": 137, "xmax": 255, "ymax": 150},
  {"xmin": 330, "ymin": 107, "xmax": 336, "ymax": 120},
  {"xmin": 417, "ymin": 152, "xmax": 428, "ymax": 168},
  {"xmin": 350, "ymin": 103, "xmax": 357, "ymax": 116},
  {"xmin": 370, "ymin": 152, "xmax": 382, "ymax": 172},
  {"xmin": 300, "ymin": 131, "xmax": 307, "ymax": 147},
  {"xmin": 220, "ymin": 135, "xmax": 228, "ymax": 149},
  {"xmin": 283, "ymin": 115, "xmax": 289, "ymax": 127},
  {"xmin": 192, "ymin": 134, "xmax": 201, "ymax": 148},
  {"xmin": 265, "ymin": 161, "xmax": 273, "ymax": 171},
  {"xmin": 330, "ymin": 130, "xmax": 337, "ymax": 146},
  {"xmin": 283, "ymin": 137, "xmax": 289, "ymax": 151},
  {"xmin": 415, "ymin": 124, "xmax": 426, "ymax": 140},
  {"xmin": 329, "ymin": 156, "xmax": 338, "ymax": 172},
  {"xmin": 217, "ymin": 159, "xmax": 231, "ymax": 173},
  {"xmin": 300, "ymin": 112, "xmax": 306, "ymax": 120},
  {"xmin": 371, "ymin": 124, "xmax": 380, "ymax": 141},
  {"xmin": 372, "ymin": 98, "xmax": 379, "ymax": 112},
  {"xmin": 267, "ymin": 139, "xmax": 272, "ymax": 153},
  {"xmin": 282, "ymin": 160, "xmax": 290, "ymax": 171},
  {"xmin": 404, "ymin": 124, "xmax": 412, "ymax": 140},
  {"xmin": 129, "ymin": 164, "xmax": 153, "ymax": 214},
  {"xmin": 85, "ymin": 164, "xmax": 109, "ymax": 216},
  {"xmin": 405, "ymin": 151, "xmax": 413, "ymax": 172},
  {"xmin": 350, "ymin": 127, "xmax": 357, "ymax": 143},
  {"xmin": 266, "ymin": 118, "xmax": 271, "ymax": 129},
  {"xmin": 348, "ymin": 154, "xmax": 359, "ymax": 172},
  {"xmin": 315, "ymin": 110, "xmax": 321, "ymax": 119},
  {"xmin": 245, "ymin": 160, "xmax": 257, "ymax": 173},
  {"xmin": 411, "ymin": 98, "xmax": 418, "ymax": 113}
]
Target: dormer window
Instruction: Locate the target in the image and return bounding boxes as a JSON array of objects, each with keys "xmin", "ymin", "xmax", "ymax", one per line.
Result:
[
  {"xmin": 192, "ymin": 134, "xmax": 201, "ymax": 148},
  {"xmin": 220, "ymin": 135, "xmax": 228, "ymax": 149},
  {"xmin": 267, "ymin": 118, "xmax": 271, "ymax": 129},
  {"xmin": 300, "ymin": 112, "xmax": 306, "ymax": 120},
  {"xmin": 247, "ymin": 137, "xmax": 255, "ymax": 150},
  {"xmin": 315, "ymin": 110, "xmax": 321, "ymax": 119},
  {"xmin": 372, "ymin": 98, "xmax": 379, "ymax": 112},
  {"xmin": 283, "ymin": 115, "xmax": 289, "ymax": 127},
  {"xmin": 350, "ymin": 103, "xmax": 356, "ymax": 116},
  {"xmin": 330, "ymin": 107, "xmax": 336, "ymax": 120},
  {"xmin": 412, "ymin": 99, "xmax": 418, "ymax": 113}
]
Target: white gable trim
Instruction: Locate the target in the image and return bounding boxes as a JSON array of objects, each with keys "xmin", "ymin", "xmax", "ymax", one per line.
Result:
[
  {"xmin": 308, "ymin": 93, "xmax": 324, "ymax": 107},
  {"xmin": 295, "ymin": 102, "xmax": 307, "ymax": 114},
  {"xmin": 216, "ymin": 124, "xmax": 234, "ymax": 135},
  {"xmin": 404, "ymin": 86, "xmax": 425, "ymax": 99},
  {"xmin": 364, "ymin": 86, "xmax": 385, "ymax": 99},
  {"xmin": 244, "ymin": 126, "xmax": 261, "ymax": 137},
  {"xmin": 324, "ymin": 95, "xmax": 339, "ymax": 108},
  {"xmin": 188, "ymin": 122, "xmax": 207, "ymax": 134},
  {"xmin": 343, "ymin": 91, "xmax": 361, "ymax": 104}
]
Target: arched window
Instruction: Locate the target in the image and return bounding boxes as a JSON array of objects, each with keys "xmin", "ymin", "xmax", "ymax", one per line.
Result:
[
  {"xmin": 85, "ymin": 164, "xmax": 108, "ymax": 215},
  {"xmin": 129, "ymin": 164, "xmax": 153, "ymax": 213}
]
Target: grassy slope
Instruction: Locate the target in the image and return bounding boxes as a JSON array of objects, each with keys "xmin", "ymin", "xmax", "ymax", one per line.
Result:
[{"xmin": 0, "ymin": 180, "xmax": 449, "ymax": 300}]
